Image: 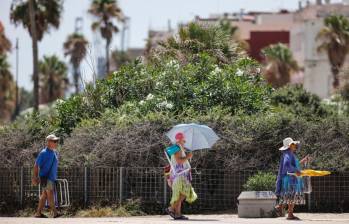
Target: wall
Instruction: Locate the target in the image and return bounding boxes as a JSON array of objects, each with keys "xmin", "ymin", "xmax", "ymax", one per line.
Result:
[{"xmin": 248, "ymin": 31, "xmax": 290, "ymax": 62}]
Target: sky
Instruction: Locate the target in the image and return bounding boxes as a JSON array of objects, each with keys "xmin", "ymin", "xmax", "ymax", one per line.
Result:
[{"xmin": 0, "ymin": 0, "xmax": 343, "ymax": 90}]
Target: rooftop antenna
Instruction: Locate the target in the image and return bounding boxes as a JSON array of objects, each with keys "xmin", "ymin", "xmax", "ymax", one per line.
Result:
[
  {"xmin": 167, "ymin": 19, "xmax": 172, "ymax": 32},
  {"xmin": 306, "ymin": 0, "xmax": 311, "ymax": 7},
  {"xmin": 120, "ymin": 16, "xmax": 130, "ymax": 52},
  {"xmin": 75, "ymin": 17, "xmax": 83, "ymax": 34}
]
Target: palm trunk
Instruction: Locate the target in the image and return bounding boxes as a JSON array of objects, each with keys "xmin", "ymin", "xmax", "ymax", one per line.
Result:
[
  {"xmin": 48, "ymin": 72, "xmax": 54, "ymax": 103},
  {"xmin": 29, "ymin": 0, "xmax": 39, "ymax": 111},
  {"xmin": 331, "ymin": 66, "xmax": 340, "ymax": 89},
  {"xmin": 279, "ymin": 65, "xmax": 290, "ymax": 87},
  {"xmin": 106, "ymin": 39, "xmax": 110, "ymax": 74},
  {"xmin": 73, "ymin": 65, "xmax": 79, "ymax": 94}
]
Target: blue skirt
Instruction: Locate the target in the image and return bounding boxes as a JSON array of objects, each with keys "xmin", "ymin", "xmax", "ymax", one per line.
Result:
[{"xmin": 278, "ymin": 175, "xmax": 305, "ymax": 205}]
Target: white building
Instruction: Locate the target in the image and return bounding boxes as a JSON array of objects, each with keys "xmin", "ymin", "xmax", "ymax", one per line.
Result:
[
  {"xmin": 291, "ymin": 0, "xmax": 349, "ymax": 98},
  {"xmin": 291, "ymin": 19, "xmax": 334, "ymax": 98},
  {"xmin": 195, "ymin": 0, "xmax": 349, "ymax": 98}
]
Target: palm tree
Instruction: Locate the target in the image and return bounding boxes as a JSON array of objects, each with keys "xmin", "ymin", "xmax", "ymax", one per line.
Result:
[
  {"xmin": 262, "ymin": 43, "xmax": 299, "ymax": 88},
  {"xmin": 89, "ymin": 0, "xmax": 123, "ymax": 74},
  {"xmin": 0, "ymin": 54, "xmax": 15, "ymax": 123},
  {"xmin": 63, "ymin": 33, "xmax": 88, "ymax": 94},
  {"xmin": 317, "ymin": 15, "xmax": 349, "ymax": 89},
  {"xmin": 151, "ymin": 22, "xmax": 242, "ymax": 65},
  {"xmin": 10, "ymin": 0, "xmax": 63, "ymax": 110},
  {"xmin": 0, "ymin": 21, "xmax": 12, "ymax": 54},
  {"xmin": 39, "ymin": 55, "xmax": 68, "ymax": 104}
]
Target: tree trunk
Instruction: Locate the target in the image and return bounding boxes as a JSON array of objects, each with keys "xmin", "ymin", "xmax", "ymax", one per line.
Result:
[
  {"xmin": 29, "ymin": 0, "xmax": 39, "ymax": 111},
  {"xmin": 48, "ymin": 72, "xmax": 54, "ymax": 103},
  {"xmin": 278, "ymin": 65, "xmax": 290, "ymax": 88},
  {"xmin": 331, "ymin": 66, "xmax": 340, "ymax": 89},
  {"xmin": 73, "ymin": 65, "xmax": 79, "ymax": 94},
  {"xmin": 106, "ymin": 39, "xmax": 110, "ymax": 74}
]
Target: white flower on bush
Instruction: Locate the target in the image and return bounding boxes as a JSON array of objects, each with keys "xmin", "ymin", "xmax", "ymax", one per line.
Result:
[
  {"xmin": 146, "ymin": 94, "xmax": 154, "ymax": 101},
  {"xmin": 157, "ymin": 101, "xmax": 166, "ymax": 108},
  {"xmin": 166, "ymin": 60, "xmax": 180, "ymax": 69},
  {"xmin": 139, "ymin": 100, "xmax": 145, "ymax": 105},
  {"xmin": 236, "ymin": 69, "xmax": 244, "ymax": 76},
  {"xmin": 140, "ymin": 69, "xmax": 147, "ymax": 76},
  {"xmin": 211, "ymin": 66, "xmax": 222, "ymax": 76},
  {"xmin": 157, "ymin": 100, "xmax": 173, "ymax": 109},
  {"xmin": 56, "ymin": 99, "xmax": 64, "ymax": 105},
  {"xmin": 165, "ymin": 102, "xmax": 173, "ymax": 109}
]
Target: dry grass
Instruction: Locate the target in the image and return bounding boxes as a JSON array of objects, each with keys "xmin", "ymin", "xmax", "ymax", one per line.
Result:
[{"xmin": 76, "ymin": 206, "xmax": 142, "ymax": 217}]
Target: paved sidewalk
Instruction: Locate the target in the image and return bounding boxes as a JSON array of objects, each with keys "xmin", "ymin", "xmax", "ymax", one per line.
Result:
[{"xmin": 1, "ymin": 213, "xmax": 349, "ymax": 224}]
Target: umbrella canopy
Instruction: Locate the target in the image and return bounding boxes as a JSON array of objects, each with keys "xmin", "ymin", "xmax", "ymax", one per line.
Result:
[
  {"xmin": 166, "ymin": 123, "xmax": 219, "ymax": 151},
  {"xmin": 301, "ymin": 169, "xmax": 331, "ymax": 177},
  {"xmin": 288, "ymin": 169, "xmax": 331, "ymax": 177}
]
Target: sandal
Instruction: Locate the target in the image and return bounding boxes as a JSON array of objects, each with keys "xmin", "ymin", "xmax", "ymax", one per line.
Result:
[
  {"xmin": 287, "ymin": 215, "xmax": 301, "ymax": 220},
  {"xmin": 274, "ymin": 206, "xmax": 283, "ymax": 217},
  {"xmin": 165, "ymin": 207, "xmax": 175, "ymax": 219},
  {"xmin": 174, "ymin": 215, "xmax": 189, "ymax": 220},
  {"xmin": 34, "ymin": 213, "xmax": 48, "ymax": 218}
]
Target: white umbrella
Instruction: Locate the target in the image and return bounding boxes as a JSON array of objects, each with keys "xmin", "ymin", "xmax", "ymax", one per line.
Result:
[{"xmin": 166, "ymin": 123, "xmax": 219, "ymax": 151}]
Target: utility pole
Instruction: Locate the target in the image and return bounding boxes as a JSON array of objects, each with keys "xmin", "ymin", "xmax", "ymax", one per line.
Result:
[
  {"xmin": 15, "ymin": 38, "xmax": 19, "ymax": 116},
  {"xmin": 120, "ymin": 17, "xmax": 130, "ymax": 52}
]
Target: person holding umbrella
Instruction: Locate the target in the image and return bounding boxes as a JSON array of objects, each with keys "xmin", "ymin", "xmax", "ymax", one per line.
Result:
[
  {"xmin": 165, "ymin": 132, "xmax": 197, "ymax": 220},
  {"xmin": 165, "ymin": 123, "xmax": 219, "ymax": 220}
]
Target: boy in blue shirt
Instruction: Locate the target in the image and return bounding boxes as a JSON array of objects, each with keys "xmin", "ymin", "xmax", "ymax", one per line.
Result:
[{"xmin": 32, "ymin": 134, "xmax": 60, "ymax": 218}]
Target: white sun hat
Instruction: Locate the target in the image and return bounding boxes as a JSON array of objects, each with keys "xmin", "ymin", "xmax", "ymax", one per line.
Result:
[
  {"xmin": 46, "ymin": 134, "xmax": 59, "ymax": 141},
  {"xmin": 279, "ymin": 137, "xmax": 300, "ymax": 151}
]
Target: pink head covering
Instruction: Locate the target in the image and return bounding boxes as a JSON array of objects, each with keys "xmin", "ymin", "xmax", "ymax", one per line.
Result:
[{"xmin": 175, "ymin": 132, "xmax": 185, "ymax": 141}]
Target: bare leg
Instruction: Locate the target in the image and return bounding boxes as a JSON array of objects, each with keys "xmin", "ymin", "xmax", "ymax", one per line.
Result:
[
  {"xmin": 46, "ymin": 189, "xmax": 57, "ymax": 216},
  {"xmin": 176, "ymin": 194, "xmax": 186, "ymax": 216},
  {"xmin": 288, "ymin": 203, "xmax": 294, "ymax": 218},
  {"xmin": 170, "ymin": 199, "xmax": 180, "ymax": 215},
  {"xmin": 35, "ymin": 191, "xmax": 47, "ymax": 216}
]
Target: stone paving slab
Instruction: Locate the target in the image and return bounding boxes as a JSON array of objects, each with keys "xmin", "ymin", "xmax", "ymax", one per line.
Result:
[{"xmin": 1, "ymin": 213, "xmax": 349, "ymax": 224}]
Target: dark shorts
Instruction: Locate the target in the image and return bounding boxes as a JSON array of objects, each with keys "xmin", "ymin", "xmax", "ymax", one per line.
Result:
[{"xmin": 42, "ymin": 180, "xmax": 55, "ymax": 191}]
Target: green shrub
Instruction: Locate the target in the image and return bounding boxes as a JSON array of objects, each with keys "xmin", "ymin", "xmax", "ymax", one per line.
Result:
[
  {"xmin": 55, "ymin": 84, "xmax": 107, "ymax": 135},
  {"xmin": 271, "ymin": 84, "xmax": 331, "ymax": 118},
  {"xmin": 55, "ymin": 95, "xmax": 86, "ymax": 135},
  {"xmin": 243, "ymin": 172, "xmax": 276, "ymax": 191},
  {"xmin": 102, "ymin": 54, "xmax": 271, "ymax": 116}
]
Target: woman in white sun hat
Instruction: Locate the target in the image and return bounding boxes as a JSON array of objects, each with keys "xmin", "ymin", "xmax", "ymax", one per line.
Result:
[{"xmin": 275, "ymin": 137, "xmax": 310, "ymax": 220}]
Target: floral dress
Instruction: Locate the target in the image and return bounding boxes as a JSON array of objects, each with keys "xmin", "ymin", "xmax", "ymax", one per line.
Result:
[{"xmin": 168, "ymin": 145, "xmax": 197, "ymax": 205}]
